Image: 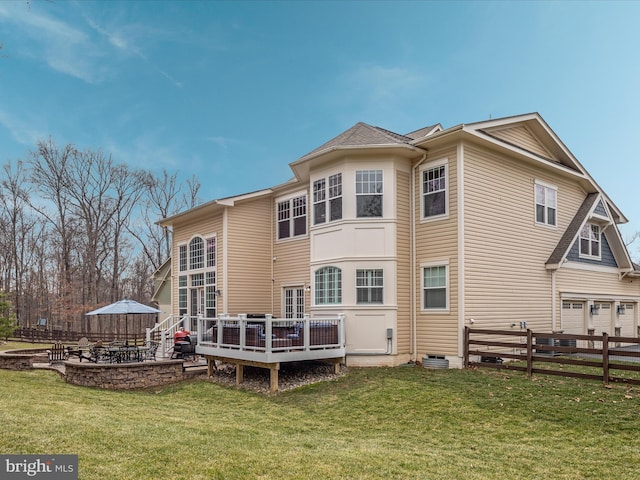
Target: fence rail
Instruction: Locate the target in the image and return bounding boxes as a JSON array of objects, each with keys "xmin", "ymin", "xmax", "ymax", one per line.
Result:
[
  {"xmin": 464, "ymin": 327, "xmax": 640, "ymax": 386},
  {"xmin": 11, "ymin": 328, "xmax": 142, "ymax": 344}
]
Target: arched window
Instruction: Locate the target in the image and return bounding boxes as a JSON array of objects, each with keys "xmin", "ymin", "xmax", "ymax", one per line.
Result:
[
  {"xmin": 189, "ymin": 237, "xmax": 204, "ymax": 270},
  {"xmin": 315, "ymin": 266, "xmax": 342, "ymax": 305}
]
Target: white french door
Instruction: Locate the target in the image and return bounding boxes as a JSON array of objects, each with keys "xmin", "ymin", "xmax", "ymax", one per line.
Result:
[{"xmin": 284, "ymin": 287, "xmax": 305, "ymax": 319}]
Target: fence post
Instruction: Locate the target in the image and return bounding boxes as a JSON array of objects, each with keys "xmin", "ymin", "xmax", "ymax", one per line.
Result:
[
  {"xmin": 602, "ymin": 332, "xmax": 609, "ymax": 386},
  {"xmin": 527, "ymin": 329, "xmax": 533, "ymax": 377},
  {"xmin": 463, "ymin": 327, "xmax": 469, "ymax": 368}
]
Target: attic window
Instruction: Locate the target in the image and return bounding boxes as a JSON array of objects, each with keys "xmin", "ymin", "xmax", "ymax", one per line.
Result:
[
  {"xmin": 535, "ymin": 181, "xmax": 557, "ymax": 227},
  {"xmin": 579, "ymin": 223, "xmax": 601, "ymax": 259}
]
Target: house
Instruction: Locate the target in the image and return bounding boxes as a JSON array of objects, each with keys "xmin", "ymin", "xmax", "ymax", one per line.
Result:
[{"xmin": 158, "ymin": 112, "xmax": 640, "ymax": 368}]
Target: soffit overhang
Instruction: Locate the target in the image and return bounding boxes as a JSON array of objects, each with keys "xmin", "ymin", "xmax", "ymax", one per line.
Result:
[
  {"xmin": 290, "ymin": 144, "xmax": 423, "ymax": 183},
  {"xmin": 157, "ymin": 188, "xmax": 273, "ymax": 227}
]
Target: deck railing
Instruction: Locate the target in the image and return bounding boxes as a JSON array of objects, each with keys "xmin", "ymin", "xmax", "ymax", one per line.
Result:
[
  {"xmin": 146, "ymin": 314, "xmax": 191, "ymax": 358},
  {"xmin": 196, "ymin": 314, "xmax": 346, "ymax": 363}
]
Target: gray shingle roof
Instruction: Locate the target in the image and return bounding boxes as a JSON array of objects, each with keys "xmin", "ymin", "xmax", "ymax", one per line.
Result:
[
  {"xmin": 404, "ymin": 124, "xmax": 441, "ymax": 140},
  {"xmin": 301, "ymin": 122, "xmax": 413, "ymax": 159},
  {"xmin": 546, "ymin": 193, "xmax": 599, "ymax": 266}
]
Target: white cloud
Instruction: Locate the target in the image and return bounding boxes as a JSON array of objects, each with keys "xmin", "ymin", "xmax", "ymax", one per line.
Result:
[
  {"xmin": 0, "ymin": 108, "xmax": 48, "ymax": 148},
  {"xmin": 0, "ymin": 2, "xmax": 108, "ymax": 83},
  {"xmin": 206, "ymin": 136, "xmax": 240, "ymax": 150},
  {"xmin": 83, "ymin": 13, "xmax": 183, "ymax": 88}
]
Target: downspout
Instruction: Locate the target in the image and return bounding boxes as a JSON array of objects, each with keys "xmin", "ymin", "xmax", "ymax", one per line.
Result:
[
  {"xmin": 222, "ymin": 208, "xmax": 229, "ymax": 314},
  {"xmin": 551, "ymin": 269, "xmax": 557, "ymax": 332},
  {"xmin": 457, "ymin": 142, "xmax": 465, "ymax": 359},
  {"xmin": 271, "ymin": 200, "xmax": 275, "ymax": 316},
  {"xmin": 411, "ymin": 152, "xmax": 428, "ymax": 361}
]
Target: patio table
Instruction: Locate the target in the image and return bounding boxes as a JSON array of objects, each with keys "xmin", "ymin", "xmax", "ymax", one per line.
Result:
[{"xmin": 106, "ymin": 345, "xmax": 147, "ymax": 363}]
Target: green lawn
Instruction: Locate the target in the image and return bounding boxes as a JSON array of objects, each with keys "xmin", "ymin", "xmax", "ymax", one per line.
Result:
[{"xmin": 1, "ymin": 356, "xmax": 639, "ymax": 479}]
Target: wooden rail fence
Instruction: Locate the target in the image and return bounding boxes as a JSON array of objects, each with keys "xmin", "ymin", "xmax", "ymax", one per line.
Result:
[{"xmin": 464, "ymin": 327, "xmax": 640, "ymax": 386}]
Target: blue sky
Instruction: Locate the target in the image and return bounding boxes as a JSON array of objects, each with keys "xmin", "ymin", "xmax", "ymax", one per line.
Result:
[{"xmin": 1, "ymin": 1, "xmax": 639, "ymax": 248}]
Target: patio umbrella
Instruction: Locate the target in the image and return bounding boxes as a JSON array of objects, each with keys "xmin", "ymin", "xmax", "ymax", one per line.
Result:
[{"xmin": 85, "ymin": 299, "xmax": 162, "ymax": 341}]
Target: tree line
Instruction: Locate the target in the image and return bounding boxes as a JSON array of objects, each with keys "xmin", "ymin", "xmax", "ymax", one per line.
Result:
[{"xmin": 0, "ymin": 138, "xmax": 199, "ymax": 334}]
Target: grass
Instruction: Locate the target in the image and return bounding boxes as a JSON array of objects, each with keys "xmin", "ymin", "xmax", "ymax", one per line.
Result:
[{"xmin": 1, "ymin": 346, "xmax": 640, "ymax": 479}]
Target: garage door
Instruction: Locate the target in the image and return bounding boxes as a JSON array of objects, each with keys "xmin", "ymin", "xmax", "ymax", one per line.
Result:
[
  {"xmin": 593, "ymin": 302, "xmax": 613, "ymax": 335},
  {"xmin": 618, "ymin": 303, "xmax": 635, "ymax": 337},
  {"xmin": 562, "ymin": 301, "xmax": 585, "ymax": 334}
]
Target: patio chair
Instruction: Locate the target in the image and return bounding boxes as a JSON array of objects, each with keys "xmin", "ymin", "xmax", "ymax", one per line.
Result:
[
  {"xmin": 286, "ymin": 322, "xmax": 304, "ymax": 347},
  {"xmin": 70, "ymin": 337, "xmax": 90, "ymax": 362},
  {"xmin": 143, "ymin": 341, "xmax": 159, "ymax": 361},
  {"xmin": 88, "ymin": 341, "xmax": 109, "ymax": 363}
]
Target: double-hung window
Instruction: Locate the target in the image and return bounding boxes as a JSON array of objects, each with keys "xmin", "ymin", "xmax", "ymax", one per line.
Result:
[
  {"xmin": 423, "ymin": 163, "xmax": 447, "ymax": 218},
  {"xmin": 356, "ymin": 170, "xmax": 383, "ymax": 217},
  {"xmin": 278, "ymin": 195, "xmax": 307, "ymax": 239},
  {"xmin": 535, "ymin": 181, "xmax": 557, "ymax": 226},
  {"xmin": 422, "ymin": 263, "xmax": 448, "ymax": 310},
  {"xmin": 580, "ymin": 223, "xmax": 601, "ymax": 258},
  {"xmin": 313, "ymin": 173, "xmax": 343, "ymax": 225},
  {"xmin": 315, "ymin": 266, "xmax": 342, "ymax": 305},
  {"xmin": 356, "ymin": 269, "xmax": 383, "ymax": 304},
  {"xmin": 313, "ymin": 179, "xmax": 326, "ymax": 224}
]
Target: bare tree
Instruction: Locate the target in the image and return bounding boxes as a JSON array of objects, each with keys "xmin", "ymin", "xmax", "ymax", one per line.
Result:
[
  {"xmin": 29, "ymin": 140, "xmax": 81, "ymax": 327},
  {"xmin": 130, "ymin": 170, "xmax": 201, "ymax": 271}
]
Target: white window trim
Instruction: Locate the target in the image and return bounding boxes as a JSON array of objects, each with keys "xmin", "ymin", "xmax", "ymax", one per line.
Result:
[
  {"xmin": 355, "ymin": 169, "xmax": 384, "ymax": 218},
  {"xmin": 579, "ymin": 223, "xmax": 602, "ymax": 260},
  {"xmin": 420, "ymin": 158, "xmax": 449, "ymax": 223},
  {"xmin": 534, "ymin": 179, "xmax": 558, "ymax": 228},
  {"xmin": 275, "ymin": 190, "xmax": 308, "ymax": 241},
  {"xmin": 355, "ymin": 268, "xmax": 384, "ymax": 305},
  {"xmin": 420, "ymin": 259, "xmax": 450, "ymax": 313},
  {"xmin": 177, "ymin": 242, "xmax": 188, "ymax": 272}
]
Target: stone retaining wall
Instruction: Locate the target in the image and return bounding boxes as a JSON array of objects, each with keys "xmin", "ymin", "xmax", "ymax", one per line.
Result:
[
  {"xmin": 0, "ymin": 348, "xmax": 49, "ymax": 370},
  {"xmin": 64, "ymin": 360, "xmax": 195, "ymax": 390}
]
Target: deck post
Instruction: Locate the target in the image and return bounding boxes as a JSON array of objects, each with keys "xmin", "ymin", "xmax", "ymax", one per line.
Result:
[
  {"xmin": 269, "ymin": 364, "xmax": 279, "ymax": 393},
  {"xmin": 236, "ymin": 363, "xmax": 244, "ymax": 386},
  {"xmin": 207, "ymin": 357, "xmax": 215, "ymax": 377}
]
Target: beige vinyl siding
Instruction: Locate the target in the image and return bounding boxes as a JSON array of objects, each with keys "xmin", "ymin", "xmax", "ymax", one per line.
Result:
[
  {"xmin": 396, "ymin": 170, "xmax": 411, "ymax": 354},
  {"xmin": 462, "ymin": 143, "xmax": 586, "ymax": 332},
  {"xmin": 273, "ymin": 236, "xmax": 311, "ymax": 317},
  {"xmin": 414, "ymin": 146, "xmax": 459, "ymax": 356},
  {"xmin": 171, "ymin": 211, "xmax": 223, "ymax": 317},
  {"xmin": 226, "ymin": 197, "xmax": 273, "ymax": 315},
  {"xmin": 486, "ymin": 125, "xmax": 556, "ymax": 161},
  {"xmin": 556, "ymin": 268, "xmax": 639, "ymax": 298}
]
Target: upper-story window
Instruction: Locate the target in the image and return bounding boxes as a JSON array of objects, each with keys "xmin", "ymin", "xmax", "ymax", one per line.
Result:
[
  {"xmin": 206, "ymin": 237, "xmax": 216, "ymax": 267},
  {"xmin": 178, "ymin": 235, "xmax": 217, "ymax": 318},
  {"xmin": 356, "ymin": 269, "xmax": 383, "ymax": 304},
  {"xmin": 179, "ymin": 245, "xmax": 187, "ymax": 272},
  {"xmin": 315, "ymin": 266, "xmax": 342, "ymax": 305},
  {"xmin": 313, "ymin": 173, "xmax": 342, "ymax": 225},
  {"xmin": 189, "ymin": 237, "xmax": 204, "ymax": 270},
  {"xmin": 580, "ymin": 223, "xmax": 601, "ymax": 259},
  {"xmin": 535, "ymin": 181, "xmax": 557, "ymax": 226},
  {"xmin": 423, "ymin": 162, "xmax": 447, "ymax": 219},
  {"xmin": 356, "ymin": 170, "xmax": 383, "ymax": 217},
  {"xmin": 278, "ymin": 195, "xmax": 307, "ymax": 239}
]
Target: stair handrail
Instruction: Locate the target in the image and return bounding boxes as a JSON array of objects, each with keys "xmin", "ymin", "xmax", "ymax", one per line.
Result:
[{"xmin": 146, "ymin": 314, "xmax": 189, "ymax": 358}]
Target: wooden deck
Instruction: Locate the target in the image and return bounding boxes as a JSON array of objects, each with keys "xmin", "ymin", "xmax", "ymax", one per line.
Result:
[{"xmin": 195, "ymin": 314, "xmax": 345, "ymax": 392}]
